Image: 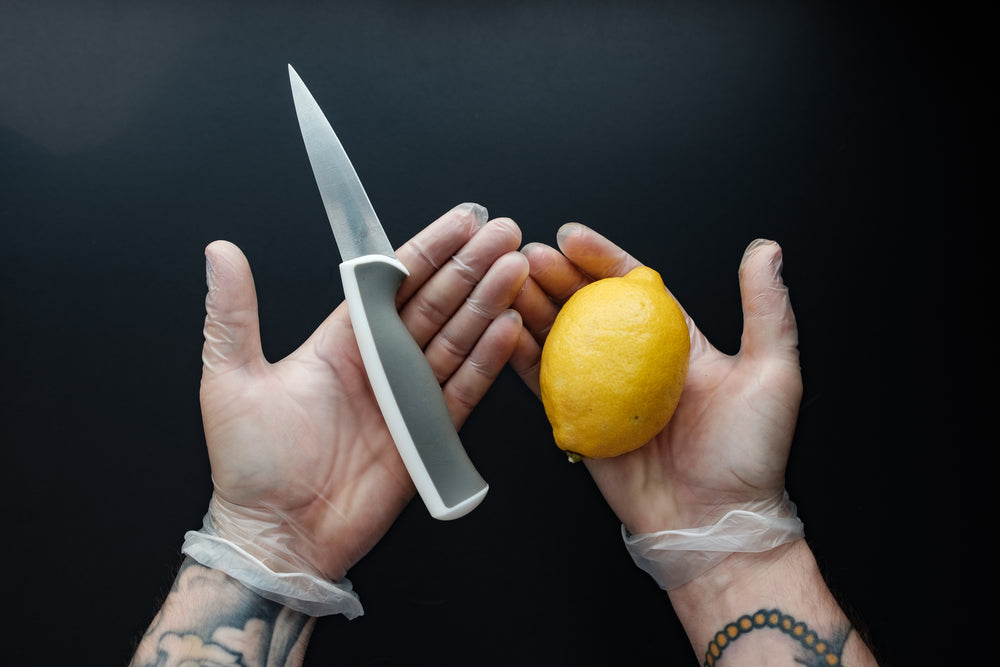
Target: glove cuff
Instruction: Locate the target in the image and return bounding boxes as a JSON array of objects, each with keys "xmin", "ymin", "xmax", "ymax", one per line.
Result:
[
  {"xmin": 622, "ymin": 491, "xmax": 805, "ymax": 591},
  {"xmin": 182, "ymin": 530, "xmax": 364, "ymax": 618}
]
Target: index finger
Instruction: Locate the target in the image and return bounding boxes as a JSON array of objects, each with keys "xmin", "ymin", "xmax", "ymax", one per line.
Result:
[
  {"xmin": 554, "ymin": 222, "xmax": 643, "ymax": 280},
  {"xmin": 521, "ymin": 223, "xmax": 644, "ymax": 305},
  {"xmin": 532, "ymin": 222, "xmax": 706, "ymax": 359},
  {"xmin": 520, "ymin": 241, "xmax": 589, "ymax": 306}
]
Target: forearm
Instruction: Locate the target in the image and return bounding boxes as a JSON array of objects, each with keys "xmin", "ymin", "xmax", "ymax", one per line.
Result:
[
  {"xmin": 130, "ymin": 558, "xmax": 315, "ymax": 667},
  {"xmin": 667, "ymin": 539, "xmax": 877, "ymax": 666}
]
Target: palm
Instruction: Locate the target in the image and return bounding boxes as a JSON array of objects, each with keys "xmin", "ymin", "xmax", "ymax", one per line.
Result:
[
  {"xmin": 587, "ymin": 340, "xmax": 801, "ymax": 534},
  {"xmin": 201, "ymin": 309, "xmax": 413, "ymax": 578}
]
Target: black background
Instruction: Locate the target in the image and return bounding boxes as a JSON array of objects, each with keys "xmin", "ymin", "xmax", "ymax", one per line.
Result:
[{"xmin": 2, "ymin": 2, "xmax": 983, "ymax": 665}]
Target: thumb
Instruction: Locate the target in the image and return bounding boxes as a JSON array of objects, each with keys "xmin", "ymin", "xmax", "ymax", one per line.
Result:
[
  {"xmin": 738, "ymin": 239, "xmax": 798, "ymax": 361},
  {"xmin": 202, "ymin": 241, "xmax": 264, "ymax": 376}
]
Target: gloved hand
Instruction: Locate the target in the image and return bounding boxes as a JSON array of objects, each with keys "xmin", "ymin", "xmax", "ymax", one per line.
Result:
[
  {"xmin": 511, "ymin": 225, "xmax": 803, "ymax": 589},
  {"xmin": 184, "ymin": 204, "xmax": 528, "ymax": 616}
]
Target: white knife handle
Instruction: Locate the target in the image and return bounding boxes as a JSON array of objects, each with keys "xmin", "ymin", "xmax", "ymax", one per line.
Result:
[{"xmin": 340, "ymin": 254, "xmax": 489, "ymax": 520}]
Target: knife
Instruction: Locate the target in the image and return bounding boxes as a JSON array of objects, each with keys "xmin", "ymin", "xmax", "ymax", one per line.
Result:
[{"xmin": 287, "ymin": 65, "xmax": 488, "ymax": 520}]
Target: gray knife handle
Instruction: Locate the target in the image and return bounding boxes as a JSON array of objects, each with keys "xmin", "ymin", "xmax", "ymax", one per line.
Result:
[{"xmin": 340, "ymin": 254, "xmax": 489, "ymax": 520}]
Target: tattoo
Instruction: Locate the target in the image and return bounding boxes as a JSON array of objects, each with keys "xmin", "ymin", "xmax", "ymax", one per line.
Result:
[
  {"xmin": 702, "ymin": 609, "xmax": 852, "ymax": 666},
  {"xmin": 130, "ymin": 558, "xmax": 312, "ymax": 667}
]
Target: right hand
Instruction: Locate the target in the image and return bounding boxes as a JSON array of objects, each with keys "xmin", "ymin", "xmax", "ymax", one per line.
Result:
[
  {"xmin": 199, "ymin": 204, "xmax": 528, "ymax": 580},
  {"xmin": 511, "ymin": 224, "xmax": 803, "ymax": 534}
]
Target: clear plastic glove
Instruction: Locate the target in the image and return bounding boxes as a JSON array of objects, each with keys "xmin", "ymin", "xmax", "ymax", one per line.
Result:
[
  {"xmin": 186, "ymin": 203, "xmax": 528, "ymax": 615},
  {"xmin": 511, "ymin": 227, "xmax": 803, "ymax": 584}
]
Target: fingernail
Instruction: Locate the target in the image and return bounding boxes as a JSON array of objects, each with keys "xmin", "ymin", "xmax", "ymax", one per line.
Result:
[
  {"xmin": 740, "ymin": 238, "xmax": 784, "ymax": 281},
  {"xmin": 740, "ymin": 238, "xmax": 774, "ymax": 270},
  {"xmin": 499, "ymin": 308, "xmax": 522, "ymax": 324},
  {"xmin": 455, "ymin": 202, "xmax": 489, "ymax": 227},
  {"xmin": 772, "ymin": 247, "xmax": 785, "ymax": 281},
  {"xmin": 556, "ymin": 222, "xmax": 587, "ymax": 245},
  {"xmin": 743, "ymin": 238, "xmax": 774, "ymax": 255},
  {"xmin": 205, "ymin": 254, "xmax": 216, "ymax": 290}
]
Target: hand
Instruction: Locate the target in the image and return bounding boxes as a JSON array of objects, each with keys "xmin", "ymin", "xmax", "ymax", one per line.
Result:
[
  {"xmin": 199, "ymin": 204, "xmax": 528, "ymax": 580},
  {"xmin": 511, "ymin": 224, "xmax": 802, "ymax": 534}
]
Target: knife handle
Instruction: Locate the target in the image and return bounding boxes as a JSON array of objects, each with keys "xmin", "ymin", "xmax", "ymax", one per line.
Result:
[{"xmin": 340, "ymin": 254, "xmax": 489, "ymax": 520}]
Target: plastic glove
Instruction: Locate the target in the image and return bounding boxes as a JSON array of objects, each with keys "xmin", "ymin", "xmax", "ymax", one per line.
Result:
[
  {"xmin": 511, "ymin": 227, "xmax": 803, "ymax": 586},
  {"xmin": 185, "ymin": 203, "xmax": 528, "ymax": 615}
]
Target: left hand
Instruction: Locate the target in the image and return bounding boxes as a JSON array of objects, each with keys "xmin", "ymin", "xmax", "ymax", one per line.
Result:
[
  {"xmin": 199, "ymin": 203, "xmax": 528, "ymax": 580},
  {"xmin": 510, "ymin": 223, "xmax": 801, "ymax": 535}
]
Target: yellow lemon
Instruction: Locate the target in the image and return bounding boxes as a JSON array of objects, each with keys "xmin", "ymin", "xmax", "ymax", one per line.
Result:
[{"xmin": 540, "ymin": 266, "xmax": 690, "ymax": 460}]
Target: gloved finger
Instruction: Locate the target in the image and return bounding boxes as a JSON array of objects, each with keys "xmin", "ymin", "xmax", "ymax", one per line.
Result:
[
  {"xmin": 424, "ymin": 251, "xmax": 529, "ymax": 384},
  {"xmin": 508, "ymin": 325, "xmax": 542, "ymax": 398},
  {"xmin": 442, "ymin": 309, "xmax": 523, "ymax": 429},
  {"xmin": 555, "ymin": 223, "xmax": 711, "ymax": 359},
  {"xmin": 555, "ymin": 222, "xmax": 643, "ymax": 280},
  {"xmin": 520, "ymin": 241, "xmax": 590, "ymax": 305},
  {"xmin": 395, "ymin": 202, "xmax": 489, "ymax": 305},
  {"xmin": 511, "ymin": 274, "xmax": 559, "ymax": 346},
  {"xmin": 400, "ymin": 216, "xmax": 522, "ymax": 348},
  {"xmin": 202, "ymin": 241, "xmax": 265, "ymax": 377},
  {"xmin": 738, "ymin": 239, "xmax": 799, "ymax": 361}
]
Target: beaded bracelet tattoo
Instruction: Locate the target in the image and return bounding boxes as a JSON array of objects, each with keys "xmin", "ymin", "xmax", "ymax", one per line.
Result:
[{"xmin": 703, "ymin": 609, "xmax": 851, "ymax": 666}]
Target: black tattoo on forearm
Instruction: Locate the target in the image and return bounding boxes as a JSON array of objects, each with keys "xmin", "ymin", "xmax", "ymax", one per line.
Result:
[
  {"xmin": 702, "ymin": 609, "xmax": 852, "ymax": 666},
  {"xmin": 130, "ymin": 558, "xmax": 312, "ymax": 667}
]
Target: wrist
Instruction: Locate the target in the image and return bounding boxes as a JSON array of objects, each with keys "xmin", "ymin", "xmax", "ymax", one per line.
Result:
[
  {"xmin": 623, "ymin": 491, "xmax": 804, "ymax": 590},
  {"xmin": 206, "ymin": 494, "xmax": 349, "ymax": 580},
  {"xmin": 667, "ymin": 539, "xmax": 861, "ymax": 664},
  {"xmin": 667, "ymin": 538, "xmax": 805, "ymax": 611},
  {"xmin": 182, "ymin": 494, "xmax": 365, "ymax": 618}
]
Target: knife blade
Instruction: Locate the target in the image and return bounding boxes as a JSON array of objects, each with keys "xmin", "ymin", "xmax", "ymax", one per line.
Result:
[{"xmin": 288, "ymin": 64, "xmax": 488, "ymax": 520}]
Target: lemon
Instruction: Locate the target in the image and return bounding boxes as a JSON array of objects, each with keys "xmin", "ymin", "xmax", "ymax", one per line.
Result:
[{"xmin": 539, "ymin": 266, "xmax": 690, "ymax": 460}]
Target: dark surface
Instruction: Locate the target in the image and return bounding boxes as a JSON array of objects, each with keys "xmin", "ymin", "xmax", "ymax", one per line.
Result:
[{"xmin": 2, "ymin": 2, "xmax": 982, "ymax": 665}]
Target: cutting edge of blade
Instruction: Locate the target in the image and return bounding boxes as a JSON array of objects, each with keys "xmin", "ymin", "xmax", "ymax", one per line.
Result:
[{"xmin": 288, "ymin": 64, "xmax": 395, "ymax": 262}]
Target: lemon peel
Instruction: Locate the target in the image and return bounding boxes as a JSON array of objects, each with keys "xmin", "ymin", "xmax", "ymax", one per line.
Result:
[{"xmin": 540, "ymin": 266, "xmax": 690, "ymax": 459}]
